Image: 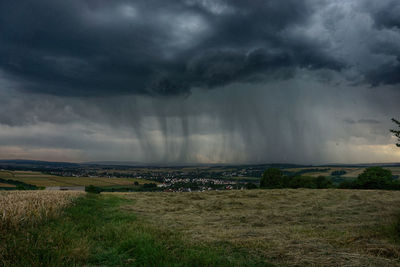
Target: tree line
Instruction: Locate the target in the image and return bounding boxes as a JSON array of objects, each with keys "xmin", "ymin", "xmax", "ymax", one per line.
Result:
[{"xmin": 259, "ymin": 166, "xmax": 400, "ymax": 190}]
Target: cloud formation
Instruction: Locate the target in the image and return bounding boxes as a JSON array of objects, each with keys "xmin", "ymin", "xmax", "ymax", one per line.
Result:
[
  {"xmin": 1, "ymin": 0, "xmax": 399, "ymax": 97},
  {"xmin": 0, "ymin": 0, "xmax": 399, "ymax": 164}
]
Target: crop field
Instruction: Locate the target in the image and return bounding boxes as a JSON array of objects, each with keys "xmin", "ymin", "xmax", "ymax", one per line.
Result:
[
  {"xmin": 0, "ymin": 182, "xmax": 15, "ymax": 187},
  {"xmin": 0, "ymin": 190, "xmax": 83, "ymax": 231},
  {"xmin": 283, "ymin": 167, "xmax": 400, "ymax": 178},
  {"xmin": 119, "ymin": 189, "xmax": 400, "ymax": 266},
  {"xmin": 0, "ymin": 171, "xmax": 154, "ymax": 187}
]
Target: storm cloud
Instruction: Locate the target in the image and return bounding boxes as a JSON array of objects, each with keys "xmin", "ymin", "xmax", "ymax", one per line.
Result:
[
  {"xmin": 1, "ymin": 0, "xmax": 399, "ymax": 97},
  {"xmin": 0, "ymin": 0, "xmax": 399, "ymax": 163}
]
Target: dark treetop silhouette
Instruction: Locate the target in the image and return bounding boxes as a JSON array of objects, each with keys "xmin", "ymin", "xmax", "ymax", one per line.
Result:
[{"xmin": 391, "ymin": 118, "xmax": 400, "ymax": 147}]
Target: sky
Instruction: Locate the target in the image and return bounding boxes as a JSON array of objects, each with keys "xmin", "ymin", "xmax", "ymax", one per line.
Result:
[{"xmin": 0, "ymin": 0, "xmax": 400, "ymax": 164}]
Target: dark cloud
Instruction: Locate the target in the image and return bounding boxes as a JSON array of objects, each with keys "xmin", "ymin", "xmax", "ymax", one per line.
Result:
[
  {"xmin": 344, "ymin": 118, "xmax": 381, "ymax": 125},
  {"xmin": 0, "ymin": 1, "xmax": 400, "ymax": 164},
  {"xmin": 367, "ymin": 58, "xmax": 400, "ymax": 86},
  {"xmin": 365, "ymin": 0, "xmax": 400, "ymax": 29},
  {"xmin": 3, "ymin": 0, "xmax": 392, "ymax": 97}
]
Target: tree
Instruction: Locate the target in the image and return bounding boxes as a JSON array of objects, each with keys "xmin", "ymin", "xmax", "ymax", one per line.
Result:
[
  {"xmin": 315, "ymin": 176, "xmax": 333, "ymax": 189},
  {"xmin": 391, "ymin": 118, "xmax": 400, "ymax": 147},
  {"xmin": 260, "ymin": 168, "xmax": 284, "ymax": 188},
  {"xmin": 356, "ymin": 167, "xmax": 393, "ymax": 189}
]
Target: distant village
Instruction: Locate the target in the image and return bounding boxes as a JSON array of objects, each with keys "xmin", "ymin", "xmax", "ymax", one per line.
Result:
[{"xmin": 42, "ymin": 166, "xmax": 265, "ymax": 192}]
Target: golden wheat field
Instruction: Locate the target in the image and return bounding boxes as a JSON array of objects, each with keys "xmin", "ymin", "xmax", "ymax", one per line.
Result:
[
  {"xmin": 0, "ymin": 191, "xmax": 84, "ymax": 230},
  {"xmin": 117, "ymin": 189, "xmax": 400, "ymax": 266}
]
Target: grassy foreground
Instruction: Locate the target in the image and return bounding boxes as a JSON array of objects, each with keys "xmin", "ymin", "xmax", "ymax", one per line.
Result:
[
  {"xmin": 1, "ymin": 189, "xmax": 400, "ymax": 266},
  {"xmin": 120, "ymin": 189, "xmax": 400, "ymax": 266},
  {"xmin": 0, "ymin": 193, "xmax": 268, "ymax": 266}
]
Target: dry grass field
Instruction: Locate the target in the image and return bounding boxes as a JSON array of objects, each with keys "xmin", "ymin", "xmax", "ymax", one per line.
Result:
[
  {"xmin": 119, "ymin": 189, "xmax": 400, "ymax": 266},
  {"xmin": 0, "ymin": 191, "xmax": 83, "ymax": 231},
  {"xmin": 0, "ymin": 170, "xmax": 154, "ymax": 187}
]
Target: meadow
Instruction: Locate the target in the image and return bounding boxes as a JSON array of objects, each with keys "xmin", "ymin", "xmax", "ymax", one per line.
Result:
[
  {"xmin": 0, "ymin": 170, "xmax": 154, "ymax": 187},
  {"xmin": 1, "ymin": 189, "xmax": 400, "ymax": 266}
]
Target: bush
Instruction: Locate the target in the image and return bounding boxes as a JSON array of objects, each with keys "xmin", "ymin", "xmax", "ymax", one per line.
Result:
[
  {"xmin": 260, "ymin": 168, "xmax": 284, "ymax": 188},
  {"xmin": 338, "ymin": 180, "xmax": 356, "ymax": 189},
  {"xmin": 0, "ymin": 178, "xmax": 38, "ymax": 190},
  {"xmin": 143, "ymin": 183, "xmax": 157, "ymax": 188},
  {"xmin": 288, "ymin": 176, "xmax": 316, "ymax": 189},
  {"xmin": 260, "ymin": 169, "xmax": 332, "ymax": 189},
  {"xmin": 85, "ymin": 185, "xmax": 102, "ymax": 194},
  {"xmin": 245, "ymin": 183, "xmax": 258, "ymax": 189},
  {"xmin": 286, "ymin": 176, "xmax": 332, "ymax": 189},
  {"xmin": 315, "ymin": 175, "xmax": 333, "ymax": 189}
]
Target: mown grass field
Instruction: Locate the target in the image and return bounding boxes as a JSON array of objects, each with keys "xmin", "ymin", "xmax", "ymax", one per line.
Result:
[
  {"xmin": 119, "ymin": 189, "xmax": 400, "ymax": 266},
  {"xmin": 1, "ymin": 189, "xmax": 400, "ymax": 266},
  {"xmin": 0, "ymin": 170, "xmax": 154, "ymax": 187}
]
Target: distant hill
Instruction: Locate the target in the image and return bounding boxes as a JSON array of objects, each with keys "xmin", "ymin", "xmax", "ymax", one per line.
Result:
[
  {"xmin": 325, "ymin": 163, "xmax": 400, "ymax": 167},
  {"xmin": 84, "ymin": 161, "xmax": 145, "ymax": 166},
  {"xmin": 0, "ymin": 159, "xmax": 79, "ymax": 168},
  {"xmin": 0, "ymin": 159, "xmax": 399, "ymax": 169}
]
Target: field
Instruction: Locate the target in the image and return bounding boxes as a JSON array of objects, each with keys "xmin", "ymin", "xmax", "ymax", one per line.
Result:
[
  {"xmin": 0, "ymin": 171, "xmax": 154, "ymax": 187},
  {"xmin": 119, "ymin": 189, "xmax": 400, "ymax": 266},
  {"xmin": 0, "ymin": 191, "xmax": 83, "ymax": 231},
  {"xmin": 283, "ymin": 166, "xmax": 400, "ymax": 178},
  {"xmin": 1, "ymin": 189, "xmax": 400, "ymax": 266},
  {"xmin": 0, "ymin": 182, "xmax": 15, "ymax": 188}
]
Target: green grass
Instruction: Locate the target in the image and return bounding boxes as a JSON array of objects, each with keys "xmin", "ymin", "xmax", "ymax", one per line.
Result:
[{"xmin": 1, "ymin": 193, "xmax": 271, "ymax": 266}]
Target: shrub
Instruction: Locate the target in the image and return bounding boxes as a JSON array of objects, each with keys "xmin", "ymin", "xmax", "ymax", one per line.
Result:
[
  {"xmin": 260, "ymin": 169, "xmax": 333, "ymax": 189},
  {"xmin": 338, "ymin": 180, "xmax": 356, "ymax": 189},
  {"xmin": 85, "ymin": 185, "xmax": 102, "ymax": 194},
  {"xmin": 260, "ymin": 168, "xmax": 284, "ymax": 188},
  {"xmin": 143, "ymin": 183, "xmax": 157, "ymax": 188},
  {"xmin": 245, "ymin": 183, "xmax": 258, "ymax": 189},
  {"xmin": 315, "ymin": 175, "xmax": 333, "ymax": 189},
  {"xmin": 287, "ymin": 176, "xmax": 332, "ymax": 189},
  {"xmin": 287, "ymin": 176, "xmax": 315, "ymax": 189}
]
